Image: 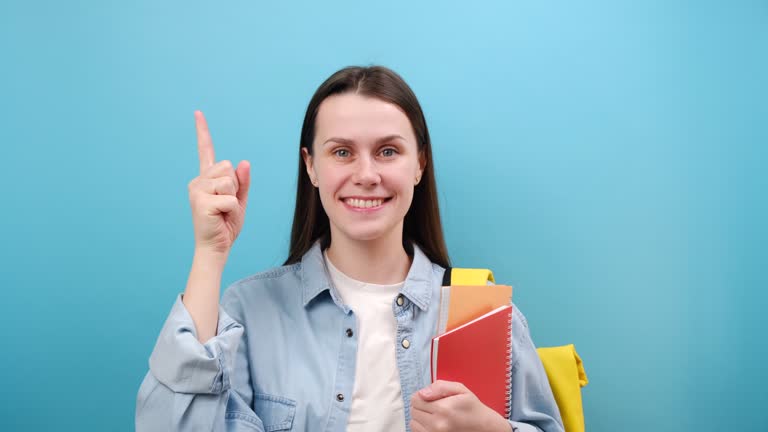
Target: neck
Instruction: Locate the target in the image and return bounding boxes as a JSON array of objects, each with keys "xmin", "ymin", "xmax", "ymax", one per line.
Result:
[{"xmin": 326, "ymin": 226, "xmax": 411, "ymax": 285}]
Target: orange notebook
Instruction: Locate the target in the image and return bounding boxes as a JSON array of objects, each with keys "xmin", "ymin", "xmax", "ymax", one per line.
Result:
[
  {"xmin": 430, "ymin": 304, "xmax": 513, "ymax": 418},
  {"xmin": 436, "ymin": 284, "xmax": 513, "ymax": 334}
]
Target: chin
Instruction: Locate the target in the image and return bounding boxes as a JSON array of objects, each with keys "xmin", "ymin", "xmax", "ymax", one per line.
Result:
[
  {"xmin": 335, "ymin": 222, "xmax": 399, "ymax": 244},
  {"xmin": 342, "ymin": 228, "xmax": 388, "ymax": 242}
]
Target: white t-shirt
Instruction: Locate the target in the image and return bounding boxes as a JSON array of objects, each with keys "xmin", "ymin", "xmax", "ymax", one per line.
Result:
[{"xmin": 323, "ymin": 250, "xmax": 407, "ymax": 432}]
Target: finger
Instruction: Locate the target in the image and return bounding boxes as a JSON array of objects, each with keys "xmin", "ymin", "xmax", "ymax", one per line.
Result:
[
  {"xmin": 410, "ymin": 417, "xmax": 429, "ymax": 432},
  {"xmin": 418, "ymin": 380, "xmax": 468, "ymax": 401},
  {"xmin": 194, "ymin": 177, "xmax": 237, "ymax": 196},
  {"xmin": 410, "ymin": 392, "xmax": 437, "ymax": 414},
  {"xmin": 195, "ymin": 110, "xmax": 216, "ymax": 174},
  {"xmin": 205, "ymin": 195, "xmax": 239, "ymax": 216},
  {"xmin": 235, "ymin": 160, "xmax": 250, "ymax": 207},
  {"xmin": 201, "ymin": 160, "xmax": 238, "ymax": 184}
]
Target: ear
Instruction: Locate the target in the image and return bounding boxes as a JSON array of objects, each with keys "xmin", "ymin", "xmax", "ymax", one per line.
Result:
[
  {"xmin": 301, "ymin": 147, "xmax": 318, "ymax": 186},
  {"xmin": 416, "ymin": 150, "xmax": 427, "ymax": 184}
]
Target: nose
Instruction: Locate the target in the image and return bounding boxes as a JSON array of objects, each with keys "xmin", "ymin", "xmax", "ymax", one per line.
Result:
[{"xmin": 352, "ymin": 156, "xmax": 381, "ymax": 186}]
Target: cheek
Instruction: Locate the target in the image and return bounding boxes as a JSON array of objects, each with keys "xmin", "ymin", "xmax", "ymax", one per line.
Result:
[
  {"xmin": 399, "ymin": 185, "xmax": 415, "ymax": 208},
  {"xmin": 389, "ymin": 165, "xmax": 418, "ymax": 191},
  {"xmin": 317, "ymin": 173, "xmax": 348, "ymax": 210},
  {"xmin": 386, "ymin": 171, "xmax": 416, "ymax": 208},
  {"xmin": 316, "ymin": 165, "xmax": 344, "ymax": 192}
]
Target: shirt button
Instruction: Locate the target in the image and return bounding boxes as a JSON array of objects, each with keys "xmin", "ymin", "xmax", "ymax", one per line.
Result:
[
  {"xmin": 401, "ymin": 338, "xmax": 410, "ymax": 349},
  {"xmin": 396, "ymin": 295, "xmax": 405, "ymax": 306},
  {"xmin": 336, "ymin": 393, "xmax": 345, "ymax": 402},
  {"xmin": 346, "ymin": 328, "xmax": 354, "ymax": 337}
]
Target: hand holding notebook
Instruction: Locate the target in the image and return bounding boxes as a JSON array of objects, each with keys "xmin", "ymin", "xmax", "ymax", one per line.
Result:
[
  {"xmin": 410, "ymin": 377, "xmax": 516, "ymax": 432},
  {"xmin": 431, "ymin": 284, "xmax": 514, "ymax": 418},
  {"xmin": 431, "ymin": 305, "xmax": 513, "ymax": 418}
]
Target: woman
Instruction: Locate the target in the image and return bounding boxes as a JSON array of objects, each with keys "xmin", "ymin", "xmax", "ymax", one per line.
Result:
[{"xmin": 136, "ymin": 66, "xmax": 564, "ymax": 432}]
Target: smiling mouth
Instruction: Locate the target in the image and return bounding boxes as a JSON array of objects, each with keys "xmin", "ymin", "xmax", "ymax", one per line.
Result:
[{"xmin": 342, "ymin": 197, "xmax": 393, "ymax": 209}]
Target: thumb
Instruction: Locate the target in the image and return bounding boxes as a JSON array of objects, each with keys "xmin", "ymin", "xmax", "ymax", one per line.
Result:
[
  {"xmin": 418, "ymin": 380, "xmax": 468, "ymax": 402},
  {"xmin": 236, "ymin": 160, "xmax": 251, "ymax": 207}
]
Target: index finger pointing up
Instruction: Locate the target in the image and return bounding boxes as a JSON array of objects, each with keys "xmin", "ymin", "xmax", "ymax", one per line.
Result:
[{"xmin": 195, "ymin": 110, "xmax": 216, "ymax": 174}]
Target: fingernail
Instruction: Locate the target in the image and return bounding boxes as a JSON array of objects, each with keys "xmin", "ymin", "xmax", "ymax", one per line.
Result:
[{"xmin": 420, "ymin": 388, "xmax": 433, "ymax": 397}]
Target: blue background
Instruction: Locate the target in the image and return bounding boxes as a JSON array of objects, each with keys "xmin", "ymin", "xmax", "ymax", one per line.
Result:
[{"xmin": 1, "ymin": 1, "xmax": 766, "ymax": 430}]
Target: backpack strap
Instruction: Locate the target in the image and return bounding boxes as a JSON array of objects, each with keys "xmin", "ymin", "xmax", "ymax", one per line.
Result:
[{"xmin": 441, "ymin": 267, "xmax": 496, "ymax": 286}]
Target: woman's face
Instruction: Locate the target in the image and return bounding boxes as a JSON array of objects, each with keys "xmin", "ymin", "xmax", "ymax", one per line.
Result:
[{"xmin": 303, "ymin": 92, "xmax": 425, "ymax": 245}]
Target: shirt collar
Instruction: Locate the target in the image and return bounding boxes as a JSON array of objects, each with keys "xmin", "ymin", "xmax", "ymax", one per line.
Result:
[{"xmin": 301, "ymin": 239, "xmax": 434, "ymax": 311}]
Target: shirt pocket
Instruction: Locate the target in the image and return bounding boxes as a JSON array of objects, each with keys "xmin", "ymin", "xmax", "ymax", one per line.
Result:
[{"xmin": 251, "ymin": 393, "xmax": 297, "ymax": 431}]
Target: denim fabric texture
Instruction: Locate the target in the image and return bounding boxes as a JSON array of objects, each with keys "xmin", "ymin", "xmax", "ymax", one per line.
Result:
[{"xmin": 136, "ymin": 240, "xmax": 564, "ymax": 432}]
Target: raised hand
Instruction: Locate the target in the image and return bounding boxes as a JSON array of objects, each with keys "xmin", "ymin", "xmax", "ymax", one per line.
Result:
[{"xmin": 188, "ymin": 110, "xmax": 251, "ymax": 257}]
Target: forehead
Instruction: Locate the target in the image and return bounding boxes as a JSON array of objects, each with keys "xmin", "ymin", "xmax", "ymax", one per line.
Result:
[{"xmin": 314, "ymin": 93, "xmax": 416, "ymax": 144}]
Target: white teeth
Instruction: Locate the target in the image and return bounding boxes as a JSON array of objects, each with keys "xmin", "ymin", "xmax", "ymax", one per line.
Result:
[{"xmin": 346, "ymin": 198, "xmax": 383, "ymax": 208}]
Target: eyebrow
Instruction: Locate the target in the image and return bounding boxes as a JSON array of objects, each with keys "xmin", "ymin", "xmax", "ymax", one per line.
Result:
[{"xmin": 322, "ymin": 134, "xmax": 406, "ymax": 146}]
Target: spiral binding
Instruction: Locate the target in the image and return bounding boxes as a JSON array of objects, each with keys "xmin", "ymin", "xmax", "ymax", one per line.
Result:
[{"xmin": 504, "ymin": 308, "xmax": 513, "ymax": 419}]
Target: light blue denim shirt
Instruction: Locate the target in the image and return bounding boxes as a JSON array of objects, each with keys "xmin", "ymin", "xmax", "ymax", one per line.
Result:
[{"xmin": 136, "ymin": 241, "xmax": 564, "ymax": 432}]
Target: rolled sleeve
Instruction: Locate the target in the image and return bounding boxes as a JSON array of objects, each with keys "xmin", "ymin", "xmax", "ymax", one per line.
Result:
[
  {"xmin": 509, "ymin": 419, "xmax": 546, "ymax": 432},
  {"xmin": 148, "ymin": 294, "xmax": 244, "ymax": 394}
]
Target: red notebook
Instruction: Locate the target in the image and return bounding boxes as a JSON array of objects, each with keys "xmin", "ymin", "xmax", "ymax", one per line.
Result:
[{"xmin": 430, "ymin": 304, "xmax": 513, "ymax": 418}]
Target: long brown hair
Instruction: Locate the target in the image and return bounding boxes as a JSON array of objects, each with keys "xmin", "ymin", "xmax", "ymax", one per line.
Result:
[{"xmin": 284, "ymin": 65, "xmax": 450, "ymax": 268}]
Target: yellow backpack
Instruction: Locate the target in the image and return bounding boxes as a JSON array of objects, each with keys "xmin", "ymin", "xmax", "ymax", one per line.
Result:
[{"xmin": 443, "ymin": 267, "xmax": 588, "ymax": 432}]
